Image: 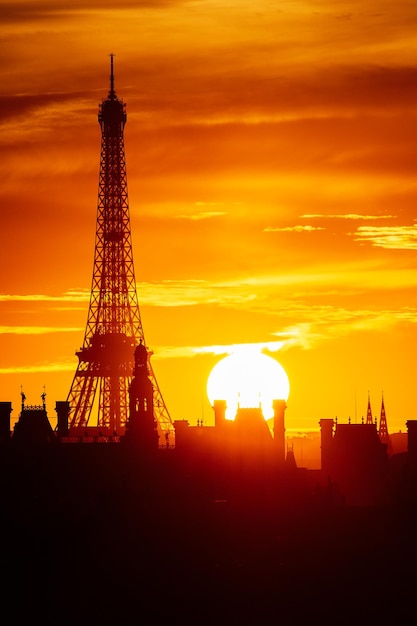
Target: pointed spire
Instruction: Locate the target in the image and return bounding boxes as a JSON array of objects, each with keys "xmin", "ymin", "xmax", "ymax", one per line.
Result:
[
  {"xmin": 109, "ymin": 53, "xmax": 115, "ymax": 100},
  {"xmin": 366, "ymin": 391, "xmax": 373, "ymax": 425},
  {"xmin": 378, "ymin": 391, "xmax": 393, "ymax": 454},
  {"xmin": 285, "ymin": 445, "xmax": 298, "ymax": 471},
  {"xmin": 379, "ymin": 392, "xmax": 388, "ymax": 438}
]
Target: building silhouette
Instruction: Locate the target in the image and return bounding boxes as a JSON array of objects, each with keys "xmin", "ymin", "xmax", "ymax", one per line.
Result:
[
  {"xmin": 319, "ymin": 418, "xmax": 392, "ymax": 506},
  {"xmin": 125, "ymin": 339, "xmax": 159, "ymax": 450},
  {"xmin": 11, "ymin": 392, "xmax": 54, "ymax": 445}
]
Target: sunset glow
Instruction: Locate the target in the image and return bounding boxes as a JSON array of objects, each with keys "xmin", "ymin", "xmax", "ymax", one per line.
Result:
[
  {"xmin": 2, "ymin": 1, "xmax": 417, "ymax": 433},
  {"xmin": 207, "ymin": 350, "xmax": 290, "ymax": 420}
]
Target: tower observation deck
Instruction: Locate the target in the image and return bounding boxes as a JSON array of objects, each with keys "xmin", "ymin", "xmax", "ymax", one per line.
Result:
[{"xmin": 66, "ymin": 55, "xmax": 172, "ymax": 439}]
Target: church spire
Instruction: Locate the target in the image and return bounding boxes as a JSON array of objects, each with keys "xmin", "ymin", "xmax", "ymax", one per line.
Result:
[
  {"xmin": 379, "ymin": 392, "xmax": 388, "ymax": 437},
  {"xmin": 366, "ymin": 391, "xmax": 373, "ymax": 425},
  {"xmin": 379, "ymin": 392, "xmax": 392, "ymax": 454}
]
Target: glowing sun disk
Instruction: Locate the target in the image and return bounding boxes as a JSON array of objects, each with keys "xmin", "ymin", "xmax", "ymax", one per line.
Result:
[{"xmin": 206, "ymin": 351, "xmax": 290, "ymax": 420}]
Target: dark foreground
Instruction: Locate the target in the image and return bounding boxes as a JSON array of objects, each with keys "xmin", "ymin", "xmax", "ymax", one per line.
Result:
[{"xmin": 1, "ymin": 442, "xmax": 416, "ymax": 625}]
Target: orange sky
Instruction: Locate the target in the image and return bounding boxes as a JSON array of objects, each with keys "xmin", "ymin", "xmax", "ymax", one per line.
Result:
[{"xmin": 1, "ymin": 1, "xmax": 417, "ymax": 434}]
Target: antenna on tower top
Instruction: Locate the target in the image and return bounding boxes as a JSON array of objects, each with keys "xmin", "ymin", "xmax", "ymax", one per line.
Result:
[{"xmin": 109, "ymin": 53, "xmax": 115, "ymax": 99}]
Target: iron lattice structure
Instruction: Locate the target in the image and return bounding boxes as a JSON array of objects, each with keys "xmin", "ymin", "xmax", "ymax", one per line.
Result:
[{"xmin": 67, "ymin": 56, "xmax": 172, "ymax": 438}]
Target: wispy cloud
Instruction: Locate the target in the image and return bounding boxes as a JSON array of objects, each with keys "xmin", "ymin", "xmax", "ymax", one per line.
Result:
[
  {"xmin": 3, "ymin": 262, "xmax": 417, "ymax": 317},
  {"xmin": 272, "ymin": 324, "xmax": 326, "ymax": 350},
  {"xmin": 137, "ymin": 265, "xmax": 417, "ymax": 308},
  {"xmin": 0, "ymin": 289, "xmax": 89, "ymax": 303},
  {"xmin": 175, "ymin": 200, "xmax": 228, "ymax": 220},
  {"xmin": 264, "ymin": 225, "xmax": 325, "ymax": 232},
  {"xmin": 193, "ymin": 341, "xmax": 285, "ymax": 356},
  {"xmin": 353, "ymin": 225, "xmax": 417, "ymax": 249},
  {"xmin": 302, "ymin": 213, "xmax": 396, "ymax": 220},
  {"xmin": 0, "ymin": 358, "xmax": 76, "ymax": 375},
  {"xmin": 152, "ymin": 302, "xmax": 417, "ymax": 359},
  {"xmin": 270, "ymin": 306, "xmax": 417, "ymax": 350},
  {"xmin": 137, "ymin": 279, "xmax": 259, "ymax": 307},
  {"xmin": 149, "ymin": 341, "xmax": 286, "ymax": 360},
  {"xmin": 1, "ymin": 0, "xmax": 185, "ymax": 26},
  {"xmin": 0, "ymin": 326, "xmax": 82, "ymax": 335},
  {"xmin": 0, "ymin": 281, "xmax": 257, "ymax": 310},
  {"xmin": 176, "ymin": 211, "xmax": 226, "ymax": 220}
]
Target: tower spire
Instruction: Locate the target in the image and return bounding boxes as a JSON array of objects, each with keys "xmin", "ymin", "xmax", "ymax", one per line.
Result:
[
  {"xmin": 379, "ymin": 392, "xmax": 388, "ymax": 438},
  {"xmin": 109, "ymin": 53, "xmax": 115, "ymax": 99},
  {"xmin": 366, "ymin": 391, "xmax": 373, "ymax": 425},
  {"xmin": 378, "ymin": 392, "xmax": 392, "ymax": 454},
  {"xmin": 66, "ymin": 58, "xmax": 172, "ymax": 439}
]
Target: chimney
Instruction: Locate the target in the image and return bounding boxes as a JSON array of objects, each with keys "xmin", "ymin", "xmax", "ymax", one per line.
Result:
[
  {"xmin": 214, "ymin": 400, "xmax": 227, "ymax": 428},
  {"xmin": 273, "ymin": 399, "xmax": 286, "ymax": 464},
  {"xmin": 55, "ymin": 401, "xmax": 70, "ymax": 437},
  {"xmin": 406, "ymin": 420, "xmax": 417, "ymax": 474},
  {"xmin": 319, "ymin": 418, "xmax": 335, "ymax": 474}
]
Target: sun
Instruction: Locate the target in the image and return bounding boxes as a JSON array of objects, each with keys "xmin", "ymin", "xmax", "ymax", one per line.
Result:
[{"xmin": 206, "ymin": 350, "xmax": 290, "ymax": 421}]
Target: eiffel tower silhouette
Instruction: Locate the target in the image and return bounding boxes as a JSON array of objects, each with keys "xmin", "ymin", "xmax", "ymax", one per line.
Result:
[{"xmin": 66, "ymin": 55, "xmax": 172, "ymax": 438}]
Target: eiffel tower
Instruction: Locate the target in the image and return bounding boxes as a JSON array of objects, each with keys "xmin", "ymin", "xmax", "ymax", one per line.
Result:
[{"xmin": 66, "ymin": 55, "xmax": 172, "ymax": 439}]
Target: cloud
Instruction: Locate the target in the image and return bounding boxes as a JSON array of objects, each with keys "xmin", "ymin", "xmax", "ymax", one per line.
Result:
[
  {"xmin": 264, "ymin": 225, "xmax": 325, "ymax": 232},
  {"xmin": 271, "ymin": 305, "xmax": 417, "ymax": 350},
  {"xmin": 4, "ymin": 2, "xmax": 417, "ymax": 131},
  {"xmin": 353, "ymin": 225, "xmax": 417, "ymax": 249},
  {"xmin": 176, "ymin": 211, "xmax": 226, "ymax": 220},
  {"xmin": 0, "ymin": 326, "xmax": 82, "ymax": 335},
  {"xmin": 136, "ymin": 279, "xmax": 259, "ymax": 307},
  {"xmin": 148, "ymin": 341, "xmax": 286, "ymax": 360},
  {"xmin": 272, "ymin": 323, "xmax": 326, "ymax": 350},
  {"xmin": 3, "ymin": 259, "xmax": 417, "ymax": 317},
  {"xmin": 135, "ymin": 65, "xmax": 417, "ymax": 125},
  {"xmin": 0, "ymin": 93, "xmax": 86, "ymax": 126},
  {"xmin": 148, "ymin": 300, "xmax": 417, "ymax": 360},
  {"xmin": 1, "ymin": 0, "xmax": 185, "ymax": 25},
  {"xmin": 302, "ymin": 213, "xmax": 396, "ymax": 220},
  {"xmin": 193, "ymin": 341, "xmax": 285, "ymax": 356},
  {"xmin": 0, "ymin": 358, "xmax": 76, "ymax": 374},
  {"xmin": 0, "ymin": 290, "xmax": 89, "ymax": 303},
  {"xmin": 0, "ymin": 281, "xmax": 259, "ymax": 312}
]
